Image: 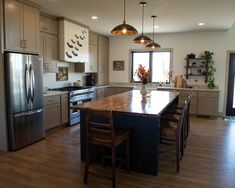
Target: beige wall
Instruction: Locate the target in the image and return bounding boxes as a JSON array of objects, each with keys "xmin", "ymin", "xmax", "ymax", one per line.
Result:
[
  {"xmin": 109, "ymin": 24, "xmax": 235, "ymax": 114},
  {"xmin": 0, "ymin": 0, "xmax": 8, "ymax": 151}
]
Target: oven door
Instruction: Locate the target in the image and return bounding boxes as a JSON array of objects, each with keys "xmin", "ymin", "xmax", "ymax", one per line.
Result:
[
  {"xmin": 70, "ymin": 93, "xmax": 94, "ymax": 126},
  {"xmin": 70, "ymin": 100, "xmax": 82, "ymax": 125}
]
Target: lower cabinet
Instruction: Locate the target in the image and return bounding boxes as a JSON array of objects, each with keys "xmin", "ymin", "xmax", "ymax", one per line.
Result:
[
  {"xmin": 44, "ymin": 95, "xmax": 61, "ymax": 130},
  {"xmin": 94, "ymin": 86, "xmax": 133, "ymax": 99},
  {"xmin": 158, "ymin": 88, "xmax": 219, "ymax": 116},
  {"xmin": 106, "ymin": 87, "xmax": 133, "ymax": 96},
  {"xmin": 178, "ymin": 91, "xmax": 198, "ymax": 114},
  {"xmin": 197, "ymin": 91, "xmax": 219, "ymax": 116},
  {"xmin": 61, "ymin": 94, "xmax": 69, "ymax": 124},
  {"xmin": 95, "ymin": 87, "xmax": 107, "ymax": 99},
  {"xmin": 44, "ymin": 94, "xmax": 68, "ymax": 131}
]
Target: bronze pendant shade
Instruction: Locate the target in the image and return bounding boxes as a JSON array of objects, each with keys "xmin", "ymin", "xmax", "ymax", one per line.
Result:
[
  {"xmin": 111, "ymin": 0, "xmax": 138, "ymax": 35},
  {"xmin": 146, "ymin": 15, "xmax": 161, "ymax": 49},
  {"xmin": 133, "ymin": 2, "xmax": 151, "ymax": 44}
]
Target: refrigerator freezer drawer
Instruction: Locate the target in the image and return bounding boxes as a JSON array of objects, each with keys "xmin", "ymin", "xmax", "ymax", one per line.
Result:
[{"xmin": 8, "ymin": 108, "xmax": 45, "ymax": 150}]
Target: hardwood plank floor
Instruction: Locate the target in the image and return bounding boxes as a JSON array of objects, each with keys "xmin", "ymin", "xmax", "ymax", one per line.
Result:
[{"xmin": 0, "ymin": 117, "xmax": 235, "ymax": 188}]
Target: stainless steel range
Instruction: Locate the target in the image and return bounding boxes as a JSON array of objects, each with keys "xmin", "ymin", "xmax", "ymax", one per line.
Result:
[{"xmin": 51, "ymin": 86, "xmax": 94, "ymax": 125}]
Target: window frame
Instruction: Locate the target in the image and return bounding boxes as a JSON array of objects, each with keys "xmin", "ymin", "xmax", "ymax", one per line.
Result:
[{"xmin": 130, "ymin": 48, "xmax": 173, "ymax": 84}]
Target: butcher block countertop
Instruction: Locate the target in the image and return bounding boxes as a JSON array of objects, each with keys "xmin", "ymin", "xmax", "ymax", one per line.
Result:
[{"xmin": 74, "ymin": 90, "xmax": 179, "ymax": 117}]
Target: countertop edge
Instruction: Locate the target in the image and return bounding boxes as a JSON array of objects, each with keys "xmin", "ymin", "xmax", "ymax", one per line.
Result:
[{"xmin": 43, "ymin": 91, "xmax": 68, "ymax": 97}]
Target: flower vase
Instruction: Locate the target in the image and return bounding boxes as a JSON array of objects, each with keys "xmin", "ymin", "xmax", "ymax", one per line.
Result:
[{"xmin": 140, "ymin": 84, "xmax": 148, "ymax": 99}]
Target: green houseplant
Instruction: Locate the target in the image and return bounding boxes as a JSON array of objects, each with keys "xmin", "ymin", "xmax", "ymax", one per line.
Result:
[{"xmin": 204, "ymin": 51, "xmax": 216, "ymax": 89}]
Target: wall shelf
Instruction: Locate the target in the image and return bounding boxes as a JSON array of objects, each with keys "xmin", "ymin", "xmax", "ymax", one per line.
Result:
[{"xmin": 185, "ymin": 57, "xmax": 208, "ymax": 83}]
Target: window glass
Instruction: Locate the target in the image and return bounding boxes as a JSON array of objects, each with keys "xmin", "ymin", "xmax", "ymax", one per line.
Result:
[
  {"xmin": 132, "ymin": 52, "xmax": 150, "ymax": 82},
  {"xmin": 131, "ymin": 50, "xmax": 172, "ymax": 83},
  {"xmin": 152, "ymin": 52, "xmax": 171, "ymax": 83}
]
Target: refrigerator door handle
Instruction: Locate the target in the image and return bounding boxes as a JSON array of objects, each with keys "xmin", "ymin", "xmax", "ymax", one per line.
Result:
[
  {"xmin": 25, "ymin": 64, "xmax": 30, "ymax": 104},
  {"xmin": 30, "ymin": 64, "xmax": 35, "ymax": 103},
  {"xmin": 14, "ymin": 108, "xmax": 43, "ymax": 118}
]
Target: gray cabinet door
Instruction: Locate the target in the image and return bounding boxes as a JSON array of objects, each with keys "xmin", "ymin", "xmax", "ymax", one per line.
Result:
[
  {"xmin": 61, "ymin": 94, "xmax": 68, "ymax": 125},
  {"xmin": 4, "ymin": 0, "xmax": 23, "ymax": 51},
  {"xmin": 44, "ymin": 95, "xmax": 61, "ymax": 130},
  {"xmin": 197, "ymin": 91, "xmax": 219, "ymax": 116}
]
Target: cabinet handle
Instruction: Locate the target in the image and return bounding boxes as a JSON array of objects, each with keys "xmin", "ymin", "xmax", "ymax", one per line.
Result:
[
  {"xmin": 43, "ymin": 19, "xmax": 47, "ymax": 31},
  {"xmin": 20, "ymin": 40, "xmax": 23, "ymax": 48},
  {"xmin": 24, "ymin": 40, "xmax": 27, "ymax": 48}
]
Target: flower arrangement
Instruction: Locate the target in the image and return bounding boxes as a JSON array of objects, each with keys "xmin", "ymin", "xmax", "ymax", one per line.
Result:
[{"xmin": 135, "ymin": 64, "xmax": 151, "ymax": 84}]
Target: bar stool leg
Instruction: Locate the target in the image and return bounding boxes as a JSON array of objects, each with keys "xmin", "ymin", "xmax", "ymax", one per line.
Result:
[
  {"xmin": 126, "ymin": 136, "xmax": 130, "ymax": 173},
  {"xmin": 112, "ymin": 147, "xmax": 116, "ymax": 188},
  {"xmin": 84, "ymin": 142, "xmax": 90, "ymax": 184}
]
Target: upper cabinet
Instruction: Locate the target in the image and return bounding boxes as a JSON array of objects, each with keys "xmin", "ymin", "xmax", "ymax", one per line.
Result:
[
  {"xmin": 98, "ymin": 35, "xmax": 109, "ymax": 73},
  {"xmin": 58, "ymin": 19, "xmax": 89, "ymax": 63},
  {"xmin": 4, "ymin": 0, "xmax": 39, "ymax": 54},
  {"xmin": 40, "ymin": 15, "xmax": 58, "ymax": 72},
  {"xmin": 40, "ymin": 16, "xmax": 58, "ymax": 35},
  {"xmin": 40, "ymin": 33, "xmax": 58, "ymax": 72},
  {"xmin": 87, "ymin": 32, "xmax": 98, "ymax": 72},
  {"xmin": 98, "ymin": 35, "xmax": 109, "ymax": 84}
]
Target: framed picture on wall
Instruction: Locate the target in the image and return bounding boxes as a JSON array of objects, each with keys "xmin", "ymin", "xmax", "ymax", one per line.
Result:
[
  {"xmin": 56, "ymin": 66, "xmax": 68, "ymax": 81},
  {"xmin": 113, "ymin": 61, "xmax": 124, "ymax": 71}
]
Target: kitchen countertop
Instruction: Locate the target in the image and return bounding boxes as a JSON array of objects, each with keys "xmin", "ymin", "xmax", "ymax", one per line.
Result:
[
  {"xmin": 43, "ymin": 84, "xmax": 219, "ymax": 96},
  {"xmin": 156, "ymin": 86, "xmax": 220, "ymax": 92},
  {"xmin": 43, "ymin": 91, "xmax": 68, "ymax": 97}
]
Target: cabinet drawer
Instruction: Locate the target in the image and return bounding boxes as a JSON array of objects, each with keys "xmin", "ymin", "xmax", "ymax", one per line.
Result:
[
  {"xmin": 97, "ymin": 88, "xmax": 106, "ymax": 95},
  {"xmin": 44, "ymin": 95, "xmax": 60, "ymax": 105},
  {"xmin": 198, "ymin": 91, "xmax": 219, "ymax": 98},
  {"xmin": 179, "ymin": 94, "xmax": 197, "ymax": 105},
  {"xmin": 179, "ymin": 90, "xmax": 197, "ymax": 96},
  {"xmin": 198, "ymin": 97, "xmax": 218, "ymax": 116}
]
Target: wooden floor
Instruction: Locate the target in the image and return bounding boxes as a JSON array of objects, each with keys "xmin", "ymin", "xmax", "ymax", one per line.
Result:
[{"xmin": 0, "ymin": 116, "xmax": 235, "ymax": 188}]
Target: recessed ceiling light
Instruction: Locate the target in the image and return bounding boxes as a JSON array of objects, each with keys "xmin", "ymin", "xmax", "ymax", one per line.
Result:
[
  {"xmin": 198, "ymin": 22, "xmax": 205, "ymax": 26},
  {"xmin": 91, "ymin": 16, "xmax": 98, "ymax": 20},
  {"xmin": 154, "ymin": 25, "xmax": 160, "ymax": 29}
]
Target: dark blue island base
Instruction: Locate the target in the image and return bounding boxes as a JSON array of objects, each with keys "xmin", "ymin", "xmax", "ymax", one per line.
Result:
[
  {"xmin": 76, "ymin": 90, "xmax": 179, "ymax": 175},
  {"xmin": 80, "ymin": 110, "xmax": 160, "ymax": 175}
]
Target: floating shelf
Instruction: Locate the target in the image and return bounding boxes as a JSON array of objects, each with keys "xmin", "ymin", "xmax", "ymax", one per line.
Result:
[{"xmin": 185, "ymin": 57, "xmax": 208, "ymax": 83}]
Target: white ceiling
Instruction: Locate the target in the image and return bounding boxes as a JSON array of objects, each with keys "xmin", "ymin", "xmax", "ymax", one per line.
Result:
[{"xmin": 30, "ymin": 0, "xmax": 235, "ymax": 36}]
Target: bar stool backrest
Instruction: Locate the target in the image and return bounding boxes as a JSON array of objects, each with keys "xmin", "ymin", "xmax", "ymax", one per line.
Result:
[{"xmin": 85, "ymin": 109, "xmax": 115, "ymax": 146}]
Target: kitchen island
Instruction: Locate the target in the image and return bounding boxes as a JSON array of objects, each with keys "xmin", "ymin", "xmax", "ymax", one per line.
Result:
[{"xmin": 75, "ymin": 90, "xmax": 179, "ymax": 175}]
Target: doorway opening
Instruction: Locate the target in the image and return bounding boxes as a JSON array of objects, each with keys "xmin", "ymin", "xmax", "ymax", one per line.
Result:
[{"xmin": 226, "ymin": 52, "xmax": 235, "ymax": 116}]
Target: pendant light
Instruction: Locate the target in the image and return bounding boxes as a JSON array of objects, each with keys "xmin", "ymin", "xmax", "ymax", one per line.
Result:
[
  {"xmin": 111, "ymin": 0, "xmax": 138, "ymax": 35},
  {"xmin": 133, "ymin": 2, "xmax": 151, "ymax": 44},
  {"xmin": 146, "ymin": 16, "xmax": 161, "ymax": 49}
]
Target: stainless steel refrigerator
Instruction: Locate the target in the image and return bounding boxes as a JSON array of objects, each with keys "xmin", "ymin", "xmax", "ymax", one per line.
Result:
[{"xmin": 4, "ymin": 52, "xmax": 45, "ymax": 151}]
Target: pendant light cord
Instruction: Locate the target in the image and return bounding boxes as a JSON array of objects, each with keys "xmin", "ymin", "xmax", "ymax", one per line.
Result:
[
  {"xmin": 152, "ymin": 16, "xmax": 156, "ymax": 42},
  {"xmin": 142, "ymin": 3, "xmax": 144, "ymax": 34},
  {"xmin": 123, "ymin": 0, "xmax": 126, "ymax": 24}
]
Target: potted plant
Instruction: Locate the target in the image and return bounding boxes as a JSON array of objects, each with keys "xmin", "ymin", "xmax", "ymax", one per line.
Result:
[
  {"xmin": 204, "ymin": 51, "xmax": 216, "ymax": 89},
  {"xmin": 135, "ymin": 64, "xmax": 151, "ymax": 98}
]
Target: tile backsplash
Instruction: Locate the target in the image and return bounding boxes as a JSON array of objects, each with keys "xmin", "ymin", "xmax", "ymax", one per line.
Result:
[{"xmin": 43, "ymin": 62, "xmax": 86, "ymax": 89}]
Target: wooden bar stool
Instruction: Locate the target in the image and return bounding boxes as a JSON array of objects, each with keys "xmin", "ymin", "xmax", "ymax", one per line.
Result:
[
  {"xmin": 160, "ymin": 100, "xmax": 188, "ymax": 172},
  {"xmin": 162, "ymin": 92, "xmax": 192, "ymax": 148},
  {"xmin": 84, "ymin": 108, "xmax": 130, "ymax": 188}
]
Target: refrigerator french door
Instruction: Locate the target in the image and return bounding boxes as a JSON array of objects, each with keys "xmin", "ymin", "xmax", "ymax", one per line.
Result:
[{"xmin": 5, "ymin": 52, "xmax": 45, "ymax": 150}]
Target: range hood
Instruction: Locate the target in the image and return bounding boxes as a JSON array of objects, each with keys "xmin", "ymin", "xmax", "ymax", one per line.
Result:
[{"xmin": 58, "ymin": 18, "xmax": 89, "ymax": 63}]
